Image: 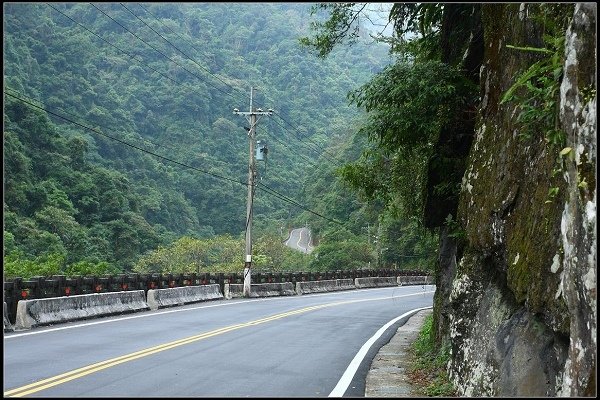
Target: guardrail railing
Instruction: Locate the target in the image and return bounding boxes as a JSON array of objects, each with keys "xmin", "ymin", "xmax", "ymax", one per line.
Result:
[{"xmin": 3, "ymin": 269, "xmax": 429, "ymax": 325}]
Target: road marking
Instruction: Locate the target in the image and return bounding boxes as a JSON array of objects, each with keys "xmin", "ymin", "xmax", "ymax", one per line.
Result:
[
  {"xmin": 297, "ymin": 228, "xmax": 305, "ymax": 252},
  {"xmin": 329, "ymin": 306, "xmax": 434, "ymax": 397},
  {"xmin": 284, "ymin": 230, "xmax": 293, "ymax": 246},
  {"xmin": 4, "ymin": 291, "xmax": 434, "ymax": 397},
  {"xmin": 5, "ymin": 285, "xmax": 436, "ymax": 339}
]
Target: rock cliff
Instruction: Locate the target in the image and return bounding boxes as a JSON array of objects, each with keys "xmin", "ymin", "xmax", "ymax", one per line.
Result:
[{"xmin": 443, "ymin": 4, "xmax": 596, "ymax": 396}]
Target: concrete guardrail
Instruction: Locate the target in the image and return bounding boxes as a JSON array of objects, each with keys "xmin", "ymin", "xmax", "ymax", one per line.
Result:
[
  {"xmin": 7, "ymin": 276, "xmax": 434, "ymax": 331},
  {"xmin": 14, "ymin": 290, "xmax": 149, "ymax": 330},
  {"xmin": 397, "ymin": 275, "xmax": 432, "ymax": 286},
  {"xmin": 224, "ymin": 282, "xmax": 295, "ymax": 299},
  {"xmin": 295, "ymin": 278, "xmax": 355, "ymax": 295},
  {"xmin": 355, "ymin": 276, "xmax": 398, "ymax": 289},
  {"xmin": 147, "ymin": 284, "xmax": 223, "ymax": 310}
]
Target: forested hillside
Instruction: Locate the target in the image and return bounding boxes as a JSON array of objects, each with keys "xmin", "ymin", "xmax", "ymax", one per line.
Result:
[{"xmin": 3, "ymin": 3, "xmax": 395, "ymax": 276}]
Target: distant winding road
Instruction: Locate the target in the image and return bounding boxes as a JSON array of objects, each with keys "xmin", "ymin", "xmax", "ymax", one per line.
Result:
[{"xmin": 285, "ymin": 227, "xmax": 314, "ymax": 254}]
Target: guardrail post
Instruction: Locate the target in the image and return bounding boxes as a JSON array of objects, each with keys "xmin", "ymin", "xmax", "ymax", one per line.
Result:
[
  {"xmin": 29, "ymin": 276, "xmax": 42, "ymax": 299},
  {"xmin": 53, "ymin": 275, "xmax": 66, "ymax": 297},
  {"xmin": 6, "ymin": 278, "xmax": 21, "ymax": 324},
  {"xmin": 217, "ymin": 273, "xmax": 224, "ymax": 294}
]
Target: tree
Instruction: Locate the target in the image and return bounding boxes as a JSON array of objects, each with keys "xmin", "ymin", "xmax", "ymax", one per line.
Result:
[{"xmin": 301, "ymin": 3, "xmax": 482, "ymax": 229}]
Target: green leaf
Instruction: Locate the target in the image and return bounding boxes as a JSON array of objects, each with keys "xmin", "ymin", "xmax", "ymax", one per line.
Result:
[
  {"xmin": 559, "ymin": 147, "xmax": 572, "ymax": 156},
  {"xmin": 505, "ymin": 44, "xmax": 554, "ymax": 54}
]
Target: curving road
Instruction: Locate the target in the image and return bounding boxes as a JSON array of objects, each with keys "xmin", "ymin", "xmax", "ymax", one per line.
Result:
[
  {"xmin": 3, "ymin": 285, "xmax": 434, "ymax": 397},
  {"xmin": 285, "ymin": 227, "xmax": 314, "ymax": 254}
]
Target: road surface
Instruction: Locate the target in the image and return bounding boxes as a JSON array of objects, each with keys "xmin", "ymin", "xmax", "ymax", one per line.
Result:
[
  {"xmin": 285, "ymin": 227, "xmax": 314, "ymax": 254},
  {"xmin": 3, "ymin": 285, "xmax": 434, "ymax": 397}
]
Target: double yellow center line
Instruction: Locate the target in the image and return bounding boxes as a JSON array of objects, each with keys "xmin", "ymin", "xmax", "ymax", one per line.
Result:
[{"xmin": 5, "ymin": 299, "xmax": 358, "ymax": 397}]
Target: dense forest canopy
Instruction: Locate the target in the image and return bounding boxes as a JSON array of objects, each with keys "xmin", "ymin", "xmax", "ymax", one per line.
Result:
[{"xmin": 3, "ymin": 3, "xmax": 436, "ymax": 278}]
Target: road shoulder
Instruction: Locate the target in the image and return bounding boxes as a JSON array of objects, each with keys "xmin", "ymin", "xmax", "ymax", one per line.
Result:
[{"xmin": 365, "ymin": 308, "xmax": 433, "ymax": 397}]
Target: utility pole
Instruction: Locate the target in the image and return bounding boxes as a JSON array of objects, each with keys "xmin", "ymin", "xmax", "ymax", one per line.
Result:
[{"xmin": 233, "ymin": 87, "xmax": 273, "ymax": 297}]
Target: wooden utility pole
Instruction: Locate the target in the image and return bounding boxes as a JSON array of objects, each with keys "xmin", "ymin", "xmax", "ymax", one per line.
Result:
[{"xmin": 233, "ymin": 87, "xmax": 273, "ymax": 297}]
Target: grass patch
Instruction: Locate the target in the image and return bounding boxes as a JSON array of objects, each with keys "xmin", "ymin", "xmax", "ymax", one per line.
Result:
[{"xmin": 407, "ymin": 314, "xmax": 457, "ymax": 397}]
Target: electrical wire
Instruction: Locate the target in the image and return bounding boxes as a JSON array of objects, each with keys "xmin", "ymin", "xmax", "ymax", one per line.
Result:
[
  {"xmin": 46, "ymin": 4, "xmax": 245, "ymax": 161},
  {"xmin": 4, "ymin": 90, "xmax": 247, "ymax": 187},
  {"xmin": 46, "ymin": 3, "xmax": 181, "ymax": 88},
  {"xmin": 133, "ymin": 2, "xmax": 250, "ymax": 102},
  {"xmin": 119, "ymin": 2, "xmax": 344, "ymax": 169},
  {"xmin": 271, "ymin": 111, "xmax": 343, "ymax": 167},
  {"xmin": 84, "ymin": 3, "xmax": 341, "ymax": 175},
  {"xmin": 8, "ymin": 6, "xmax": 433, "ymax": 262},
  {"xmin": 4, "ymin": 89, "xmax": 348, "ymax": 232},
  {"xmin": 89, "ymin": 3, "xmax": 243, "ymax": 104}
]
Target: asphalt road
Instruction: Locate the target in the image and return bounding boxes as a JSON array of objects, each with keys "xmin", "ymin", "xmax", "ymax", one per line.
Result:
[
  {"xmin": 3, "ymin": 285, "xmax": 434, "ymax": 397},
  {"xmin": 285, "ymin": 227, "xmax": 314, "ymax": 253}
]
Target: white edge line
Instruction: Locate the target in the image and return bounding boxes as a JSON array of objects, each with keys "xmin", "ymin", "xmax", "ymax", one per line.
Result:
[
  {"xmin": 328, "ymin": 305, "xmax": 434, "ymax": 397},
  {"xmin": 297, "ymin": 229, "xmax": 305, "ymax": 252},
  {"xmin": 4, "ymin": 285, "xmax": 435, "ymax": 339}
]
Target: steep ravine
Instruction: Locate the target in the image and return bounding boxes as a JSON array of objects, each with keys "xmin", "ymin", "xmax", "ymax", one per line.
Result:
[{"xmin": 440, "ymin": 4, "xmax": 596, "ymax": 396}]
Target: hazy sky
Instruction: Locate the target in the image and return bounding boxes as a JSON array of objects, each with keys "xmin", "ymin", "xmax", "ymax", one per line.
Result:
[{"xmin": 362, "ymin": 3, "xmax": 394, "ymax": 37}]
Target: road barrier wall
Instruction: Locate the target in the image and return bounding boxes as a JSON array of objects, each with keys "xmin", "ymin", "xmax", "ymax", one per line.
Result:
[
  {"xmin": 147, "ymin": 284, "xmax": 223, "ymax": 310},
  {"xmin": 355, "ymin": 276, "xmax": 399, "ymax": 289},
  {"xmin": 14, "ymin": 290, "xmax": 149, "ymax": 330},
  {"xmin": 3, "ymin": 270, "xmax": 432, "ymax": 328},
  {"xmin": 397, "ymin": 275, "xmax": 432, "ymax": 286},
  {"xmin": 295, "ymin": 278, "xmax": 355, "ymax": 295},
  {"xmin": 3, "ymin": 269, "xmax": 426, "ymax": 324},
  {"xmin": 224, "ymin": 282, "xmax": 296, "ymax": 299}
]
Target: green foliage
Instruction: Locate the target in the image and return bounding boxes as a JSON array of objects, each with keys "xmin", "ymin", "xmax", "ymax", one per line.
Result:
[
  {"xmin": 444, "ymin": 214, "xmax": 466, "ymax": 241},
  {"xmin": 132, "ymin": 233, "xmax": 310, "ymax": 274},
  {"xmin": 279, "ymin": 250, "xmax": 312, "ymax": 271},
  {"xmin": 133, "ymin": 235, "xmax": 243, "ymax": 274},
  {"xmin": 4, "ymin": 3, "xmax": 389, "ymax": 273},
  {"xmin": 299, "ymin": 4, "xmax": 367, "ymax": 58},
  {"xmin": 340, "ymin": 60, "xmax": 477, "ymax": 222},
  {"xmin": 387, "ymin": 3, "xmax": 445, "ymax": 60},
  {"xmin": 501, "ymin": 4, "xmax": 574, "ymax": 148},
  {"xmin": 409, "ymin": 314, "xmax": 456, "ymax": 397},
  {"xmin": 3, "ymin": 249, "xmax": 120, "ymax": 279},
  {"xmin": 380, "ymin": 218, "xmax": 438, "ymax": 271},
  {"xmin": 3, "ymin": 252, "xmax": 66, "ymax": 279},
  {"xmin": 253, "ymin": 233, "xmax": 305, "ymax": 271},
  {"xmin": 348, "ymin": 61, "xmax": 472, "ymax": 149},
  {"xmin": 64, "ymin": 261, "xmax": 122, "ymax": 277},
  {"xmin": 309, "ymin": 228, "xmax": 374, "ymax": 271}
]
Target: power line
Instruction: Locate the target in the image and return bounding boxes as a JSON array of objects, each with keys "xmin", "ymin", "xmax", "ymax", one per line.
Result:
[
  {"xmin": 133, "ymin": 2, "xmax": 250, "ymax": 102},
  {"xmin": 4, "ymin": 87, "xmax": 192, "ymax": 159},
  {"xmin": 257, "ymin": 182, "xmax": 345, "ymax": 227},
  {"xmin": 4, "ymin": 90, "xmax": 247, "ymax": 187},
  {"xmin": 255, "ymin": 126, "xmax": 322, "ymax": 170},
  {"xmin": 90, "ymin": 3, "xmax": 242, "ymax": 104},
  {"xmin": 120, "ymin": 2, "xmax": 344, "ymax": 170},
  {"xmin": 46, "ymin": 3, "xmax": 182, "ymax": 88},
  {"xmin": 46, "ymin": 4, "xmax": 245, "ymax": 160},
  {"xmin": 25, "ymin": 6, "xmax": 352, "ymax": 228},
  {"xmin": 272, "ymin": 111, "xmax": 343, "ymax": 167},
  {"xmin": 5, "ymin": 89, "xmax": 346, "ymax": 230},
  {"xmin": 267, "ymin": 112, "xmax": 343, "ymax": 168},
  {"xmin": 24, "ymin": 7, "xmax": 343, "ymax": 224}
]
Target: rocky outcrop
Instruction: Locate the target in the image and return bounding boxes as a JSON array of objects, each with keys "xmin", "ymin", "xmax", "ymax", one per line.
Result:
[
  {"xmin": 556, "ymin": 3, "xmax": 596, "ymax": 396},
  {"xmin": 445, "ymin": 3, "xmax": 596, "ymax": 397}
]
